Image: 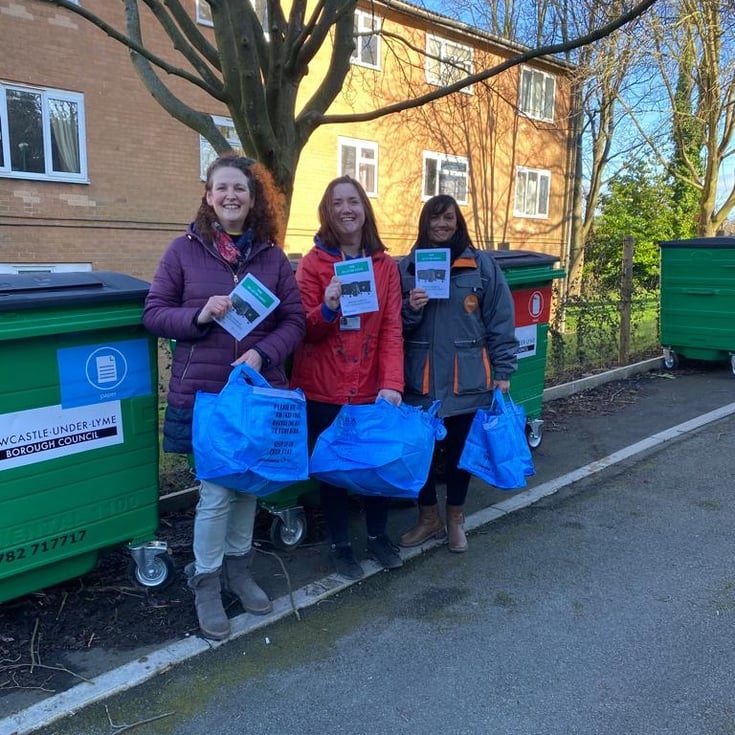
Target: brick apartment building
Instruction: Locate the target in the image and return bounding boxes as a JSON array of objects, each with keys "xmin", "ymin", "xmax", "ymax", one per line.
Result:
[{"xmin": 0, "ymin": 0, "xmax": 576, "ymax": 281}]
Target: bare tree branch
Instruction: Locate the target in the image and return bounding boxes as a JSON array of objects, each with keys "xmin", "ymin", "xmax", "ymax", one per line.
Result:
[{"xmin": 319, "ymin": 0, "xmax": 659, "ymax": 124}]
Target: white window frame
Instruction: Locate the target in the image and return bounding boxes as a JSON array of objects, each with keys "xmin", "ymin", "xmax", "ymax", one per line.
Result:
[
  {"xmin": 351, "ymin": 10, "xmax": 381, "ymax": 70},
  {"xmin": 425, "ymin": 35, "xmax": 473, "ymax": 93},
  {"xmin": 197, "ymin": 0, "xmax": 267, "ymax": 32},
  {"xmin": 514, "ymin": 167, "xmax": 551, "ymax": 218},
  {"xmin": 519, "ymin": 66, "xmax": 556, "ymax": 123},
  {"xmin": 0, "ymin": 263, "xmax": 92, "ymax": 274},
  {"xmin": 199, "ymin": 115, "xmax": 244, "ymax": 180},
  {"xmin": 0, "ymin": 83, "xmax": 87, "ymax": 183},
  {"xmin": 422, "ymin": 152, "xmax": 469, "ymax": 204},
  {"xmin": 338, "ymin": 137, "xmax": 378, "ymax": 197}
]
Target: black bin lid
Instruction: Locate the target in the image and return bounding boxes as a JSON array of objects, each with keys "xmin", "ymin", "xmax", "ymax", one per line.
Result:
[
  {"xmin": 0, "ymin": 271, "xmax": 150, "ymax": 311},
  {"xmin": 660, "ymin": 236, "xmax": 735, "ymax": 249},
  {"xmin": 491, "ymin": 250, "xmax": 560, "ymax": 269}
]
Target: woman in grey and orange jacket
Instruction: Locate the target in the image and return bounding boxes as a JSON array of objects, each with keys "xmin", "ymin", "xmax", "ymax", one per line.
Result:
[
  {"xmin": 290, "ymin": 176, "xmax": 404, "ymax": 580},
  {"xmin": 398, "ymin": 195, "xmax": 518, "ymax": 553}
]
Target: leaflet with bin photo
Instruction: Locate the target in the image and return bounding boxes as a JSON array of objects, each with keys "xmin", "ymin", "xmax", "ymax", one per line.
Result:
[
  {"xmin": 415, "ymin": 248, "xmax": 450, "ymax": 299},
  {"xmin": 334, "ymin": 257, "xmax": 379, "ymax": 316},
  {"xmin": 214, "ymin": 273, "xmax": 280, "ymax": 341}
]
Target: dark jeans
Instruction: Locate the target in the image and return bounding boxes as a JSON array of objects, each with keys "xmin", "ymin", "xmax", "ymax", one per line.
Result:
[
  {"xmin": 417, "ymin": 412, "xmax": 475, "ymax": 508},
  {"xmin": 306, "ymin": 400, "xmax": 390, "ymax": 546}
]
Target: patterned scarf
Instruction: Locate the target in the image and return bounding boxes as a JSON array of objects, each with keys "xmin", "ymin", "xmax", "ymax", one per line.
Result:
[{"xmin": 213, "ymin": 225, "xmax": 255, "ymax": 265}]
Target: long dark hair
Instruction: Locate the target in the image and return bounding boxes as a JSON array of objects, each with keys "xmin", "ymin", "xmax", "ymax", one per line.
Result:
[
  {"xmin": 414, "ymin": 194, "xmax": 473, "ymax": 251},
  {"xmin": 193, "ymin": 154, "xmax": 281, "ymax": 246},
  {"xmin": 316, "ymin": 176, "xmax": 386, "ymax": 253}
]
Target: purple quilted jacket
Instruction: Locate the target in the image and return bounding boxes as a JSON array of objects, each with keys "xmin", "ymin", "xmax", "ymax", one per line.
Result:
[{"xmin": 143, "ymin": 224, "xmax": 306, "ymax": 453}]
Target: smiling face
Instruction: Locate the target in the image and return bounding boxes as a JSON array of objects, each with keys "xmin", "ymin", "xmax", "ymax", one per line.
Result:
[
  {"xmin": 205, "ymin": 166, "xmax": 254, "ymax": 234},
  {"xmin": 330, "ymin": 182, "xmax": 366, "ymax": 249},
  {"xmin": 428, "ymin": 207, "xmax": 458, "ymax": 244}
]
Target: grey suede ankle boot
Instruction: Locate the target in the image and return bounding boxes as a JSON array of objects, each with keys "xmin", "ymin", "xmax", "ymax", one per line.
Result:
[
  {"xmin": 185, "ymin": 563, "xmax": 230, "ymax": 640},
  {"xmin": 222, "ymin": 551, "xmax": 273, "ymax": 615}
]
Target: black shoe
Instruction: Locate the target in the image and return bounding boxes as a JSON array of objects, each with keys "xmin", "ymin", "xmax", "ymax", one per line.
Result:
[
  {"xmin": 367, "ymin": 534, "xmax": 404, "ymax": 570},
  {"xmin": 328, "ymin": 544, "xmax": 364, "ymax": 580}
]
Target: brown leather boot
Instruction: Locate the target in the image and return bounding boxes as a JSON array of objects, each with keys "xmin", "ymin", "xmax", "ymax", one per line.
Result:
[
  {"xmin": 446, "ymin": 505, "xmax": 468, "ymax": 553},
  {"xmin": 399, "ymin": 504, "xmax": 446, "ymax": 547}
]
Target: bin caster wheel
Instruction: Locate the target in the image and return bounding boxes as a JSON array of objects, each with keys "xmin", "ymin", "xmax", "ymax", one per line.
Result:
[
  {"xmin": 526, "ymin": 421, "xmax": 543, "ymax": 449},
  {"xmin": 269, "ymin": 510, "xmax": 307, "ymax": 550},
  {"xmin": 663, "ymin": 349, "xmax": 678, "ymax": 370},
  {"xmin": 128, "ymin": 553, "xmax": 175, "ymax": 590},
  {"xmin": 730, "ymin": 354, "xmax": 735, "ymax": 376}
]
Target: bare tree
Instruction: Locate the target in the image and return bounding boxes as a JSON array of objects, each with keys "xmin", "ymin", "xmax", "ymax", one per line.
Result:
[
  {"xmin": 42, "ymin": 0, "xmax": 659, "ymax": 223},
  {"xmin": 426, "ymin": 0, "xmax": 652, "ymax": 294},
  {"xmin": 622, "ymin": 0, "xmax": 735, "ymax": 235},
  {"xmin": 564, "ymin": 0, "xmax": 646, "ymax": 294}
]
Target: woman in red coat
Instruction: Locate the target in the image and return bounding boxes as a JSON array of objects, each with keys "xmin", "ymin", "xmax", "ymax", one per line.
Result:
[{"xmin": 290, "ymin": 176, "xmax": 404, "ymax": 580}]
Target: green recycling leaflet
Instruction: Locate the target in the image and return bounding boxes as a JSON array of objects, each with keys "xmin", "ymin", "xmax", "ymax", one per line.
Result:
[
  {"xmin": 214, "ymin": 273, "xmax": 281, "ymax": 340},
  {"xmin": 334, "ymin": 257, "xmax": 379, "ymax": 316},
  {"xmin": 415, "ymin": 248, "xmax": 450, "ymax": 299}
]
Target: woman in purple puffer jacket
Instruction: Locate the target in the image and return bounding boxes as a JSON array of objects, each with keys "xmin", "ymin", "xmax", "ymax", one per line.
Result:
[{"xmin": 143, "ymin": 155, "xmax": 305, "ymax": 641}]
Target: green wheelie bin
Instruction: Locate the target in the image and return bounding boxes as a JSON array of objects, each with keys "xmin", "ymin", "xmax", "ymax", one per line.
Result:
[
  {"xmin": 659, "ymin": 236, "xmax": 735, "ymax": 375},
  {"xmin": 0, "ymin": 271, "xmax": 173, "ymax": 604},
  {"xmin": 492, "ymin": 250, "xmax": 566, "ymax": 448}
]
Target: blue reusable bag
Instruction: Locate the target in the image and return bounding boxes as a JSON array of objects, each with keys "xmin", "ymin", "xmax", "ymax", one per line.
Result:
[
  {"xmin": 309, "ymin": 399, "xmax": 447, "ymax": 498},
  {"xmin": 458, "ymin": 388, "xmax": 535, "ymax": 490},
  {"xmin": 192, "ymin": 364, "xmax": 309, "ymax": 495}
]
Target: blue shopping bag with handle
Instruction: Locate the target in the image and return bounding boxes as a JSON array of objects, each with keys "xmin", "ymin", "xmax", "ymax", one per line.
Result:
[
  {"xmin": 192, "ymin": 364, "xmax": 309, "ymax": 495},
  {"xmin": 458, "ymin": 388, "xmax": 535, "ymax": 490},
  {"xmin": 309, "ymin": 399, "xmax": 447, "ymax": 498}
]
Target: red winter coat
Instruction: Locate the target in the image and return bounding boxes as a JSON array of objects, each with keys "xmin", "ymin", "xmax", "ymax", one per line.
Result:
[{"xmin": 290, "ymin": 242, "xmax": 404, "ymax": 405}]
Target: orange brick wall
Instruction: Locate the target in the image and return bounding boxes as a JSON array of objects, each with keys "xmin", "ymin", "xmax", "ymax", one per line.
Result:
[{"xmin": 0, "ymin": 0, "xmax": 574, "ymax": 280}]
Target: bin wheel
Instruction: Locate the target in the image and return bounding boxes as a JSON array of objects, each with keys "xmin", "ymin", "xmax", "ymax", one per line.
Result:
[
  {"xmin": 730, "ymin": 354, "xmax": 735, "ymax": 376},
  {"xmin": 128, "ymin": 553, "xmax": 175, "ymax": 590},
  {"xmin": 269, "ymin": 511, "xmax": 307, "ymax": 550},
  {"xmin": 526, "ymin": 423, "xmax": 543, "ymax": 449},
  {"xmin": 663, "ymin": 349, "xmax": 679, "ymax": 370}
]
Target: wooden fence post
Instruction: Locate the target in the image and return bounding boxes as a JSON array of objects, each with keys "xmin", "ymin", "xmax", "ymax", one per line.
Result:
[{"xmin": 619, "ymin": 235, "xmax": 634, "ymax": 363}]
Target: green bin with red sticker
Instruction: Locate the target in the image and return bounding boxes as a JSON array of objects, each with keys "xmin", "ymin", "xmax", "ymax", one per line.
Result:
[
  {"xmin": 0, "ymin": 271, "xmax": 173, "ymax": 604},
  {"xmin": 492, "ymin": 250, "xmax": 565, "ymax": 448}
]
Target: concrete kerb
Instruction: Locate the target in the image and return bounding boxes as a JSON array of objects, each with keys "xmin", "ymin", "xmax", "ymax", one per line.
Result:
[
  {"xmin": 3, "ymin": 355, "xmax": 688, "ymax": 735},
  {"xmin": 540, "ymin": 356, "xmax": 664, "ymax": 402}
]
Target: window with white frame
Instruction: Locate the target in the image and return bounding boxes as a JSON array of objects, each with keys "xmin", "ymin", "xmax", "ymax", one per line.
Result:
[
  {"xmin": 197, "ymin": 0, "xmax": 267, "ymax": 29},
  {"xmin": 338, "ymin": 137, "xmax": 378, "ymax": 196},
  {"xmin": 519, "ymin": 67, "xmax": 555, "ymax": 122},
  {"xmin": 514, "ymin": 167, "xmax": 550, "ymax": 218},
  {"xmin": 0, "ymin": 83, "xmax": 87, "ymax": 182},
  {"xmin": 422, "ymin": 152, "xmax": 469, "ymax": 204},
  {"xmin": 351, "ymin": 10, "xmax": 381, "ymax": 69},
  {"xmin": 426, "ymin": 35, "xmax": 473, "ymax": 91},
  {"xmin": 199, "ymin": 115, "xmax": 244, "ymax": 180}
]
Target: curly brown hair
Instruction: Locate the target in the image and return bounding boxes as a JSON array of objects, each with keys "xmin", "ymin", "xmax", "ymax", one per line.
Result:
[{"xmin": 193, "ymin": 154, "xmax": 283, "ymax": 246}]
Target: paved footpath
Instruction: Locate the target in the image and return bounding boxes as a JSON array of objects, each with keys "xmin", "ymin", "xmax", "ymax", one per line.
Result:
[{"xmin": 4, "ymin": 360, "xmax": 735, "ymax": 734}]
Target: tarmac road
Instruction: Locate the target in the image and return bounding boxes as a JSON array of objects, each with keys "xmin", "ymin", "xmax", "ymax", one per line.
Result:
[{"xmin": 4, "ymin": 360, "xmax": 735, "ymax": 734}]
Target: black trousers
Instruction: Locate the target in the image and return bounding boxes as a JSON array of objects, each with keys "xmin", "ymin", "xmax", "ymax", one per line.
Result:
[
  {"xmin": 417, "ymin": 412, "xmax": 475, "ymax": 507},
  {"xmin": 306, "ymin": 400, "xmax": 390, "ymax": 546}
]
